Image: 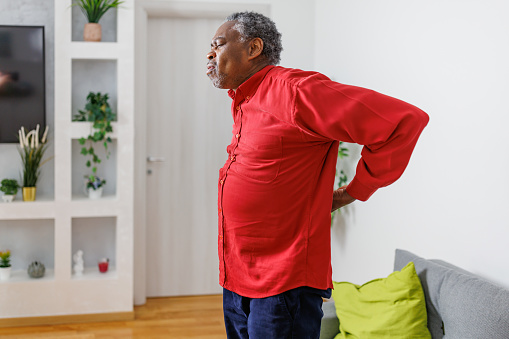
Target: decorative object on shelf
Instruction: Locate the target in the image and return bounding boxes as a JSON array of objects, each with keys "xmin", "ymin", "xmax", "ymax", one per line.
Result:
[
  {"xmin": 84, "ymin": 175, "xmax": 106, "ymax": 199},
  {"xmin": 0, "ymin": 250, "xmax": 11, "ymax": 281},
  {"xmin": 0, "ymin": 179, "xmax": 20, "ymax": 203},
  {"xmin": 73, "ymin": 92, "xmax": 115, "ymax": 194},
  {"xmin": 73, "ymin": 250, "xmax": 84, "ymax": 276},
  {"xmin": 98, "ymin": 257, "xmax": 109, "ymax": 273},
  {"xmin": 27, "ymin": 261, "xmax": 45, "ymax": 278},
  {"xmin": 18, "ymin": 125, "xmax": 50, "ymax": 202},
  {"xmin": 72, "ymin": 0, "xmax": 124, "ymax": 42},
  {"xmin": 331, "ymin": 142, "xmax": 350, "ymax": 226}
]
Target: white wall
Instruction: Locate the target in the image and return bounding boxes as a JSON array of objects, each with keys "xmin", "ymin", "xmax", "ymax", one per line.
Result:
[{"xmin": 315, "ymin": 0, "xmax": 509, "ymax": 288}]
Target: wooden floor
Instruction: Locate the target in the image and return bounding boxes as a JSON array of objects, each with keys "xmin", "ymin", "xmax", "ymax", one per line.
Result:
[{"xmin": 0, "ymin": 295, "xmax": 226, "ymax": 339}]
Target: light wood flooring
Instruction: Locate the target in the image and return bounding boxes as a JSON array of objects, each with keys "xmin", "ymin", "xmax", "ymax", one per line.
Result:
[{"xmin": 0, "ymin": 295, "xmax": 226, "ymax": 339}]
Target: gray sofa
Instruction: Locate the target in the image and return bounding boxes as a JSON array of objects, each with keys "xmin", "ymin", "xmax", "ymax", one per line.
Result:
[{"xmin": 320, "ymin": 249, "xmax": 509, "ymax": 338}]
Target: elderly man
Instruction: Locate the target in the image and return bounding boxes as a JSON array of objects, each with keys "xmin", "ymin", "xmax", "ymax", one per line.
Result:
[{"xmin": 206, "ymin": 12, "xmax": 428, "ymax": 339}]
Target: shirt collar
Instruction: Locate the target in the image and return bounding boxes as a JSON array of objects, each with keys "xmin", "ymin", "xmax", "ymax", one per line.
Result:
[{"xmin": 227, "ymin": 65, "xmax": 276, "ymax": 102}]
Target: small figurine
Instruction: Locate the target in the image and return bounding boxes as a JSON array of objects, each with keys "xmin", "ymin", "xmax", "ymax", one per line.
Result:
[
  {"xmin": 73, "ymin": 250, "xmax": 84, "ymax": 276},
  {"xmin": 28, "ymin": 261, "xmax": 45, "ymax": 278}
]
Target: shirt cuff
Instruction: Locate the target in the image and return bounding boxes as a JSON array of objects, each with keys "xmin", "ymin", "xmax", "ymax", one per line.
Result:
[{"xmin": 346, "ymin": 176, "xmax": 378, "ymax": 202}]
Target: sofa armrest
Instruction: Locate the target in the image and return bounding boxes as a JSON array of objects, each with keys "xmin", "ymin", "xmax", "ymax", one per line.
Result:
[{"xmin": 320, "ymin": 299, "xmax": 340, "ymax": 339}]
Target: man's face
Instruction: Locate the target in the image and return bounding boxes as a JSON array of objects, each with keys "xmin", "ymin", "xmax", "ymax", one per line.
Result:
[{"xmin": 207, "ymin": 21, "xmax": 250, "ymax": 90}]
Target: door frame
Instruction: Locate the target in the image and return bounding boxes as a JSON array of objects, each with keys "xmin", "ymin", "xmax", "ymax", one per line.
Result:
[{"xmin": 134, "ymin": 0, "xmax": 270, "ymax": 305}]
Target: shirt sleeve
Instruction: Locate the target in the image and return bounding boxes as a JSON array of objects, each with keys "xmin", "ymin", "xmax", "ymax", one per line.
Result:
[{"xmin": 293, "ymin": 73, "xmax": 429, "ymax": 201}]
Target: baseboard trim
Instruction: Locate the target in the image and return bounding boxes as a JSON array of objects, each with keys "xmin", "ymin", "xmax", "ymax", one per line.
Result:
[{"xmin": 0, "ymin": 311, "xmax": 135, "ymax": 328}]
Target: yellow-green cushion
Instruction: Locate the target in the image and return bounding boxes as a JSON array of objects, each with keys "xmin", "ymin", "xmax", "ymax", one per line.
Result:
[{"xmin": 332, "ymin": 262, "xmax": 431, "ymax": 339}]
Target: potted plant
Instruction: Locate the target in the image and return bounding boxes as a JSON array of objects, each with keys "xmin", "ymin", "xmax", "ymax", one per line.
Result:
[
  {"xmin": 0, "ymin": 250, "xmax": 11, "ymax": 281},
  {"xmin": 0, "ymin": 179, "xmax": 20, "ymax": 203},
  {"xmin": 85, "ymin": 175, "xmax": 106, "ymax": 199},
  {"xmin": 18, "ymin": 125, "xmax": 50, "ymax": 201},
  {"xmin": 72, "ymin": 0, "xmax": 124, "ymax": 42},
  {"xmin": 73, "ymin": 92, "xmax": 115, "ymax": 198}
]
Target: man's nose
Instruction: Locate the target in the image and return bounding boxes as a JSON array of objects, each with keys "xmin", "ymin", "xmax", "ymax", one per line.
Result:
[{"xmin": 207, "ymin": 51, "xmax": 215, "ymax": 60}]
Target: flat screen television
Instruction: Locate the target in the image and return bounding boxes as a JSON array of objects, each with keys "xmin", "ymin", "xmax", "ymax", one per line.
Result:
[{"xmin": 0, "ymin": 25, "xmax": 46, "ymax": 143}]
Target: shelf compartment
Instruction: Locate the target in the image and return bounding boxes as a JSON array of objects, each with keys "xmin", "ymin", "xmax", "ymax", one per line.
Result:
[
  {"xmin": 71, "ymin": 216, "xmax": 116, "ymax": 279},
  {"xmin": 72, "ymin": 138, "xmax": 117, "ymax": 200},
  {"xmin": 0, "ymin": 143, "xmax": 55, "ymax": 204},
  {"xmin": 0, "ymin": 268, "xmax": 55, "ymax": 283},
  {"xmin": 0, "ymin": 219, "xmax": 55, "ymax": 273},
  {"xmin": 71, "ymin": 59, "xmax": 118, "ymax": 122},
  {"xmin": 72, "ymin": 4, "xmax": 118, "ymax": 43}
]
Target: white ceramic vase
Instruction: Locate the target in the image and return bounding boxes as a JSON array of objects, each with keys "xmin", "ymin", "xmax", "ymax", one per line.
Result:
[
  {"xmin": 88, "ymin": 187, "xmax": 103, "ymax": 200},
  {"xmin": 2, "ymin": 195, "xmax": 14, "ymax": 203},
  {"xmin": 0, "ymin": 266, "xmax": 11, "ymax": 281}
]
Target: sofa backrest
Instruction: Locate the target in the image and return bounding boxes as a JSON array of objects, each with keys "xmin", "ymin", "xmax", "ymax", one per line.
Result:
[{"xmin": 394, "ymin": 249, "xmax": 509, "ymax": 339}]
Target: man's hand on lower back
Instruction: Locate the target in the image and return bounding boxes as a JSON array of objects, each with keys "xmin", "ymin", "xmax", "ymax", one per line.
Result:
[{"xmin": 331, "ymin": 186, "xmax": 356, "ymax": 212}]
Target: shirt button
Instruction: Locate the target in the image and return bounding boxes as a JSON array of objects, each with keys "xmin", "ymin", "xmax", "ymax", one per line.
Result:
[
  {"xmin": 230, "ymin": 155, "xmax": 236, "ymax": 161},
  {"xmin": 220, "ymin": 179, "xmax": 224, "ymax": 185},
  {"xmin": 236, "ymin": 105, "xmax": 241, "ymax": 110},
  {"xmin": 235, "ymin": 133, "xmax": 240, "ymax": 138},
  {"xmin": 219, "ymin": 208, "xmax": 222, "ymax": 213}
]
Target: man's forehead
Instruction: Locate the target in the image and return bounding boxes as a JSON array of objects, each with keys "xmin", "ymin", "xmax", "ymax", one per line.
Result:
[{"xmin": 212, "ymin": 21, "xmax": 238, "ymax": 41}]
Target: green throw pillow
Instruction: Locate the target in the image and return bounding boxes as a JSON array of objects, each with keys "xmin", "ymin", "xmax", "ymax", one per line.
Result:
[{"xmin": 332, "ymin": 262, "xmax": 431, "ymax": 339}]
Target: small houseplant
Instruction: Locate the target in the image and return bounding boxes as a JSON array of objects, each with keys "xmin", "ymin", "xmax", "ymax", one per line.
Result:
[
  {"xmin": 0, "ymin": 250, "xmax": 11, "ymax": 281},
  {"xmin": 85, "ymin": 174, "xmax": 106, "ymax": 199},
  {"xmin": 73, "ymin": 0, "xmax": 124, "ymax": 42},
  {"xmin": 73, "ymin": 92, "xmax": 115, "ymax": 198},
  {"xmin": 18, "ymin": 125, "xmax": 50, "ymax": 201},
  {"xmin": 0, "ymin": 179, "xmax": 20, "ymax": 203}
]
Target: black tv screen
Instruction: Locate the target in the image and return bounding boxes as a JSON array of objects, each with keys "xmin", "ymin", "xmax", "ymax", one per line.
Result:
[{"xmin": 0, "ymin": 25, "xmax": 45, "ymax": 143}]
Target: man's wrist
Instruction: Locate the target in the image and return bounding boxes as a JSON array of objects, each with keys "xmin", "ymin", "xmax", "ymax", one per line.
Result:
[{"xmin": 346, "ymin": 177, "xmax": 376, "ymax": 202}]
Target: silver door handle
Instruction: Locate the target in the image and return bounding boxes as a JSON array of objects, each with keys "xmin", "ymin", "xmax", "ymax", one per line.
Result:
[{"xmin": 147, "ymin": 156, "xmax": 166, "ymax": 162}]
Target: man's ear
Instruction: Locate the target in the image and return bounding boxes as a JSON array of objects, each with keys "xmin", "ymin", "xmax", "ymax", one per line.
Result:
[{"xmin": 247, "ymin": 37, "xmax": 264, "ymax": 61}]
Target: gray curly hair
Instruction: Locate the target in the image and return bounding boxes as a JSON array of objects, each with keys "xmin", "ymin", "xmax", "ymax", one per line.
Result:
[{"xmin": 225, "ymin": 11, "xmax": 283, "ymax": 65}]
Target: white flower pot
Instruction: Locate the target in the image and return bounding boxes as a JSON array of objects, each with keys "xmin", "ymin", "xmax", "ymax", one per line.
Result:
[
  {"xmin": 2, "ymin": 195, "xmax": 14, "ymax": 203},
  {"xmin": 88, "ymin": 187, "xmax": 103, "ymax": 200},
  {"xmin": 0, "ymin": 267, "xmax": 11, "ymax": 281}
]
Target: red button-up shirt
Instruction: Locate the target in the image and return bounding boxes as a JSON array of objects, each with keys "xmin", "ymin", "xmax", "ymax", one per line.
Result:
[{"xmin": 218, "ymin": 65, "xmax": 428, "ymax": 298}]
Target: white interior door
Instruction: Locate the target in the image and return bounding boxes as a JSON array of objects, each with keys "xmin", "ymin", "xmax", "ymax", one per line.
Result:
[{"xmin": 145, "ymin": 16, "xmax": 232, "ymax": 297}]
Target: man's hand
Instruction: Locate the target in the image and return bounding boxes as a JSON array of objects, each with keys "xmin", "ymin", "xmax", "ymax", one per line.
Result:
[{"xmin": 331, "ymin": 186, "xmax": 356, "ymax": 212}]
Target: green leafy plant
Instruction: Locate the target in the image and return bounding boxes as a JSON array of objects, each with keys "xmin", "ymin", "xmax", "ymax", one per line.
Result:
[
  {"xmin": 73, "ymin": 92, "xmax": 116, "ymax": 176},
  {"xmin": 0, "ymin": 179, "xmax": 20, "ymax": 195},
  {"xmin": 72, "ymin": 0, "xmax": 124, "ymax": 24},
  {"xmin": 18, "ymin": 125, "xmax": 50, "ymax": 187},
  {"xmin": 86, "ymin": 175, "xmax": 106, "ymax": 191},
  {"xmin": 331, "ymin": 141, "xmax": 350, "ymax": 225},
  {"xmin": 0, "ymin": 250, "xmax": 11, "ymax": 268}
]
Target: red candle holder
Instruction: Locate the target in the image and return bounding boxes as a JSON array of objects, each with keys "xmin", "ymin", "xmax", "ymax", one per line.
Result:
[{"xmin": 98, "ymin": 258, "xmax": 109, "ymax": 273}]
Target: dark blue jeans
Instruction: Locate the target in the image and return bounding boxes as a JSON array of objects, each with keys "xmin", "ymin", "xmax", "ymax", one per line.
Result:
[{"xmin": 223, "ymin": 286, "xmax": 332, "ymax": 339}]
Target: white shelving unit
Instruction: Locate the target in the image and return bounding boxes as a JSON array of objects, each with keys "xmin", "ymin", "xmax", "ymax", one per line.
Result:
[{"xmin": 0, "ymin": 0, "xmax": 134, "ymax": 324}]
